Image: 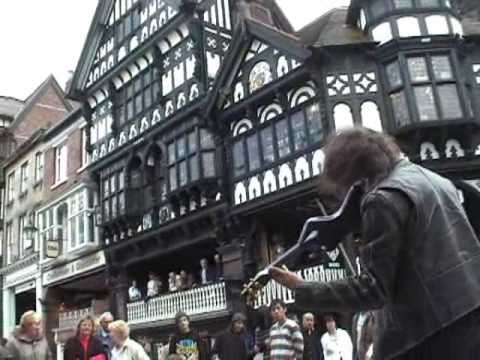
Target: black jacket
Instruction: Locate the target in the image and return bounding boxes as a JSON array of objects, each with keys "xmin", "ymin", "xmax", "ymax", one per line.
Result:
[
  {"xmin": 302, "ymin": 329, "xmax": 323, "ymax": 360},
  {"xmin": 213, "ymin": 330, "xmax": 252, "ymax": 360},
  {"xmin": 295, "ymin": 160, "xmax": 480, "ymax": 359},
  {"xmin": 64, "ymin": 336, "xmax": 106, "ymax": 360}
]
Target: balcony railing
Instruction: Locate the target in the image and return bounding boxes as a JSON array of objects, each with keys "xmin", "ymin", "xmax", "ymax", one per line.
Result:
[
  {"xmin": 58, "ymin": 307, "xmax": 93, "ymax": 330},
  {"xmin": 127, "ymin": 282, "xmax": 227, "ymax": 325},
  {"xmin": 254, "ymin": 263, "xmax": 347, "ymax": 309}
]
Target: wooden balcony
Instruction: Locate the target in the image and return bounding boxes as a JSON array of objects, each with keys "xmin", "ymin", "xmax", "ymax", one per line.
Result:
[
  {"xmin": 254, "ymin": 263, "xmax": 348, "ymax": 309},
  {"xmin": 127, "ymin": 282, "xmax": 228, "ymax": 325},
  {"xmin": 58, "ymin": 307, "xmax": 93, "ymax": 330}
]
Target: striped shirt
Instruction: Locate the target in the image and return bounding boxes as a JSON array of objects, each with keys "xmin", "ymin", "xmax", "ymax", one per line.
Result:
[{"xmin": 269, "ymin": 319, "xmax": 304, "ymax": 360}]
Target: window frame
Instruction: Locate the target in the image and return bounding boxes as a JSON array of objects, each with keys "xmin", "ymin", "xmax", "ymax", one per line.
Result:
[
  {"xmin": 20, "ymin": 161, "xmax": 29, "ymax": 195},
  {"xmin": 7, "ymin": 171, "xmax": 15, "ymax": 204},
  {"xmin": 54, "ymin": 143, "xmax": 68, "ymax": 184},
  {"xmin": 34, "ymin": 152, "xmax": 44, "ymax": 184}
]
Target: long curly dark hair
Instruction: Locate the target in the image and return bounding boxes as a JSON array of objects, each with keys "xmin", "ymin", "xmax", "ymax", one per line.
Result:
[{"xmin": 318, "ymin": 128, "xmax": 402, "ymax": 206}]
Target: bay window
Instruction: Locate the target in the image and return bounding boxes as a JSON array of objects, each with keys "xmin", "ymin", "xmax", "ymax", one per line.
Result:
[
  {"xmin": 102, "ymin": 169, "xmax": 125, "ymax": 223},
  {"xmin": 386, "ymin": 53, "xmax": 463, "ymax": 127},
  {"xmin": 167, "ymin": 128, "xmax": 216, "ymax": 192}
]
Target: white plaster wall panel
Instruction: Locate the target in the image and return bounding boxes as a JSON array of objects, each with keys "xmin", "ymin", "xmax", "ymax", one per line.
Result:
[
  {"xmin": 248, "ymin": 177, "xmax": 262, "ymax": 200},
  {"xmin": 186, "ymin": 55, "xmax": 196, "ymax": 79},
  {"xmin": 420, "ymin": 142, "xmax": 440, "ymax": 160},
  {"xmin": 295, "ymin": 157, "xmax": 311, "ymax": 182},
  {"xmin": 189, "ymin": 84, "xmax": 199, "ymax": 101},
  {"xmin": 445, "ymin": 139, "xmax": 465, "ymax": 158},
  {"xmin": 277, "ymin": 55, "xmax": 289, "ymax": 77},
  {"xmin": 207, "ymin": 52, "xmax": 221, "ymax": 79},
  {"xmin": 312, "ymin": 150, "xmax": 325, "ymax": 176},
  {"xmin": 263, "ymin": 170, "xmax": 277, "ymax": 195},
  {"xmin": 162, "ymin": 71, "xmax": 173, "ymax": 95},
  {"xmin": 278, "ymin": 164, "xmax": 293, "ymax": 189},
  {"xmin": 173, "ymin": 63, "xmax": 186, "ymax": 88},
  {"xmin": 234, "ymin": 83, "xmax": 245, "ymax": 102},
  {"xmin": 235, "ymin": 183, "xmax": 247, "ymax": 205}
]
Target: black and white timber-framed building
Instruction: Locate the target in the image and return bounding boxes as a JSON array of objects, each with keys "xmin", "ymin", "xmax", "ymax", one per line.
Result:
[{"xmin": 68, "ymin": 0, "xmax": 480, "ymax": 346}]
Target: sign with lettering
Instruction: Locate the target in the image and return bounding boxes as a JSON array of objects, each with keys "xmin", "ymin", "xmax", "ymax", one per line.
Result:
[
  {"xmin": 43, "ymin": 251, "xmax": 106, "ymax": 286},
  {"xmin": 5, "ymin": 264, "xmax": 38, "ymax": 288},
  {"xmin": 46, "ymin": 239, "xmax": 60, "ymax": 258}
]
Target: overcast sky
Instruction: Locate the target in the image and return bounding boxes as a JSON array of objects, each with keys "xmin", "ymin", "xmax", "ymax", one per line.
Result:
[{"xmin": 0, "ymin": 0, "xmax": 350, "ymax": 100}]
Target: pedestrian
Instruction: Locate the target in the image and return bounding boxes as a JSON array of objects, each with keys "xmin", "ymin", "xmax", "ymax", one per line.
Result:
[
  {"xmin": 270, "ymin": 128, "xmax": 480, "ymax": 359},
  {"xmin": 253, "ymin": 307, "xmax": 271, "ymax": 360},
  {"xmin": 320, "ymin": 315, "xmax": 352, "ymax": 360},
  {"xmin": 302, "ymin": 313, "xmax": 323, "ymax": 360},
  {"xmin": 268, "ymin": 299, "xmax": 303, "ymax": 360},
  {"xmin": 64, "ymin": 315, "xmax": 107, "ymax": 360},
  {"xmin": 352, "ymin": 312, "xmax": 375, "ymax": 360},
  {"xmin": 128, "ymin": 280, "xmax": 142, "ymax": 302},
  {"xmin": 6, "ymin": 311, "xmax": 51, "ymax": 360},
  {"xmin": 168, "ymin": 311, "xmax": 206, "ymax": 360},
  {"xmin": 97, "ymin": 312, "xmax": 114, "ymax": 357},
  {"xmin": 213, "ymin": 313, "xmax": 253, "ymax": 360},
  {"xmin": 146, "ymin": 272, "xmax": 161, "ymax": 299},
  {"xmin": 0, "ymin": 338, "xmax": 12, "ymax": 360},
  {"xmin": 109, "ymin": 320, "xmax": 150, "ymax": 360}
]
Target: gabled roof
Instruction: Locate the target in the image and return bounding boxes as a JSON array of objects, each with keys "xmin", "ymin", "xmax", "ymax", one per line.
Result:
[
  {"xmin": 69, "ymin": 0, "xmax": 115, "ymax": 99},
  {"xmin": 10, "ymin": 75, "xmax": 73, "ymax": 130},
  {"xmin": 297, "ymin": 7, "xmax": 370, "ymax": 48},
  {"xmin": 205, "ymin": 17, "xmax": 311, "ymax": 117}
]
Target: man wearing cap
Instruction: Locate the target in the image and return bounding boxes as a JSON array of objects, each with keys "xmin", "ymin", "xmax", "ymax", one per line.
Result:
[
  {"xmin": 169, "ymin": 312, "xmax": 206, "ymax": 360},
  {"xmin": 213, "ymin": 313, "xmax": 253, "ymax": 360}
]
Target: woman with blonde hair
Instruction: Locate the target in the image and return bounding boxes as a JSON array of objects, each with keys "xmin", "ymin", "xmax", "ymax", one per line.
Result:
[
  {"xmin": 64, "ymin": 315, "xmax": 106, "ymax": 360},
  {"xmin": 6, "ymin": 311, "xmax": 51, "ymax": 360}
]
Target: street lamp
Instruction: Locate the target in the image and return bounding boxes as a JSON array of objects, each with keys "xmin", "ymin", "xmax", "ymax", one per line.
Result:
[{"xmin": 23, "ymin": 221, "xmax": 38, "ymax": 250}]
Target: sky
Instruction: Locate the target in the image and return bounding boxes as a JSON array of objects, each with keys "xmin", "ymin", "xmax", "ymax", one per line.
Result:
[{"xmin": 0, "ymin": 0, "xmax": 350, "ymax": 101}]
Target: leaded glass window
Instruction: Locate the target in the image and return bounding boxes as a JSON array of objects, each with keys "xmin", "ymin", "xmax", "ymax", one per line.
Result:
[{"xmin": 415, "ymin": 86, "xmax": 438, "ymax": 120}]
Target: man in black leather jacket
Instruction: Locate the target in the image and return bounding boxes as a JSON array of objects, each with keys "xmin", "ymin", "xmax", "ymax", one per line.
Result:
[{"xmin": 271, "ymin": 128, "xmax": 480, "ymax": 360}]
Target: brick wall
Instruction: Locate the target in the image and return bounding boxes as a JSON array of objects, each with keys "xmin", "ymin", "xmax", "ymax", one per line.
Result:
[{"xmin": 13, "ymin": 86, "xmax": 70, "ymax": 147}]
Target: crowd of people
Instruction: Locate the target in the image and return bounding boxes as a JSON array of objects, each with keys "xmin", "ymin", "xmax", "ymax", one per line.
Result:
[
  {"xmin": 128, "ymin": 256, "xmax": 224, "ymax": 302},
  {"xmin": 0, "ymin": 300, "xmax": 360, "ymax": 360}
]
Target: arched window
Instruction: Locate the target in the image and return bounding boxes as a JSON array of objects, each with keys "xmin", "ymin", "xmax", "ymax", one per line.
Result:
[
  {"xmin": 425, "ymin": 15, "xmax": 449, "ymax": 35},
  {"xmin": 334, "ymin": 103, "xmax": 354, "ymax": 131},
  {"xmin": 397, "ymin": 17, "xmax": 421, "ymax": 37},
  {"xmin": 372, "ymin": 22, "xmax": 393, "ymax": 44},
  {"xmin": 361, "ymin": 101, "xmax": 383, "ymax": 132}
]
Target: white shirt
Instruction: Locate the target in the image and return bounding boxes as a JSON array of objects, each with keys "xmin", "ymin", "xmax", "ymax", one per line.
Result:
[
  {"xmin": 321, "ymin": 328, "xmax": 353, "ymax": 360},
  {"xmin": 111, "ymin": 338, "xmax": 150, "ymax": 360},
  {"xmin": 201, "ymin": 268, "xmax": 208, "ymax": 284},
  {"xmin": 147, "ymin": 279, "xmax": 160, "ymax": 297},
  {"xmin": 128, "ymin": 286, "xmax": 141, "ymax": 301}
]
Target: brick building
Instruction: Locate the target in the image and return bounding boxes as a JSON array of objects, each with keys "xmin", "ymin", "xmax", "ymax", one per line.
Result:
[{"xmin": 1, "ymin": 76, "xmax": 72, "ymax": 336}]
